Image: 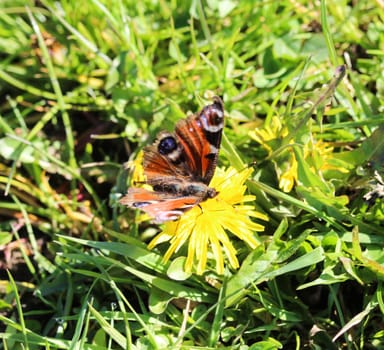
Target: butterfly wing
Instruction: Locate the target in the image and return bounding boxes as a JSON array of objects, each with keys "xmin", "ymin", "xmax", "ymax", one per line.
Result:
[
  {"xmin": 143, "ymin": 96, "xmax": 224, "ymax": 186},
  {"xmin": 119, "ymin": 187, "xmax": 200, "ymax": 223}
]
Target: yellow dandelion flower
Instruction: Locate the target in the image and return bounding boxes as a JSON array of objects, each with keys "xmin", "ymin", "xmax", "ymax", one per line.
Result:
[
  {"xmin": 305, "ymin": 140, "xmax": 349, "ymax": 174},
  {"xmin": 147, "ymin": 167, "xmax": 268, "ymax": 275},
  {"xmin": 249, "ymin": 114, "xmax": 349, "ymax": 193},
  {"xmin": 129, "ymin": 151, "xmax": 147, "ymax": 185},
  {"xmin": 123, "ymin": 151, "xmax": 154, "ymax": 222},
  {"xmin": 279, "ymin": 151, "xmax": 298, "ymax": 192},
  {"xmin": 278, "ymin": 140, "xmax": 350, "ymax": 192},
  {"xmin": 249, "ymin": 116, "xmax": 288, "ymax": 154}
]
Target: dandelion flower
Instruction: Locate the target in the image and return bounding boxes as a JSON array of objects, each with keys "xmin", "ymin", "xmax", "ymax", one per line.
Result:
[
  {"xmin": 279, "ymin": 151, "xmax": 298, "ymax": 192},
  {"xmin": 249, "ymin": 116, "xmax": 288, "ymax": 154},
  {"xmin": 250, "ymin": 116, "xmax": 349, "ymax": 192},
  {"xmin": 147, "ymin": 167, "xmax": 268, "ymax": 275}
]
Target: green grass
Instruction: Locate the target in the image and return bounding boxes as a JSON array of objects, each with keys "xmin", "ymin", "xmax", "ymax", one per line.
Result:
[{"xmin": 1, "ymin": 0, "xmax": 384, "ymax": 349}]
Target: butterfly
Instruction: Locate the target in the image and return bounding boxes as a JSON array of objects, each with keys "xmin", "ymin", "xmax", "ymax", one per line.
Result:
[{"xmin": 120, "ymin": 96, "xmax": 225, "ymax": 223}]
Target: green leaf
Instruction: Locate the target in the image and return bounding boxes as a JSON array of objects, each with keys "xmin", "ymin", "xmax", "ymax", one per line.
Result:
[
  {"xmin": 296, "ymin": 186, "xmax": 349, "ymax": 220},
  {"xmin": 336, "ymin": 125, "xmax": 384, "ymax": 169},
  {"xmin": 226, "ymin": 246, "xmax": 325, "ymax": 306},
  {"xmin": 293, "ymin": 145, "xmax": 332, "ymax": 194},
  {"xmin": 148, "ymin": 287, "xmax": 173, "ymax": 314},
  {"xmin": 167, "ymin": 256, "xmax": 192, "ymax": 280},
  {"xmin": 0, "ymin": 232, "xmax": 12, "ymax": 245},
  {"xmin": 88, "ymin": 303, "xmax": 127, "ymax": 349},
  {"xmin": 0, "ymin": 137, "xmax": 35, "ymax": 163}
]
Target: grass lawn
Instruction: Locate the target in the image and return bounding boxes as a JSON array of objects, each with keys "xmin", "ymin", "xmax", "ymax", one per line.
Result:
[{"xmin": 1, "ymin": 0, "xmax": 384, "ymax": 349}]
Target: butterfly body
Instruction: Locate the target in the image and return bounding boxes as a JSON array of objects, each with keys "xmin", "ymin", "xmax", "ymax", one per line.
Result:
[{"xmin": 120, "ymin": 96, "xmax": 224, "ymax": 223}]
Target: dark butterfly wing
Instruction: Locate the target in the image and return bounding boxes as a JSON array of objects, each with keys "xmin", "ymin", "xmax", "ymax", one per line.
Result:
[
  {"xmin": 175, "ymin": 96, "xmax": 224, "ymax": 183},
  {"xmin": 143, "ymin": 96, "xmax": 224, "ymax": 185}
]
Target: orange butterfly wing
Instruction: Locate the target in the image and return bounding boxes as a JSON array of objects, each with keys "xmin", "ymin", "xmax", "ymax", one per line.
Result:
[
  {"xmin": 173, "ymin": 96, "xmax": 224, "ymax": 183},
  {"xmin": 120, "ymin": 187, "xmax": 200, "ymax": 223}
]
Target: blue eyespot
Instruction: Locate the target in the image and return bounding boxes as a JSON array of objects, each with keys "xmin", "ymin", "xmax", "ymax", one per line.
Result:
[{"xmin": 158, "ymin": 136, "xmax": 177, "ymax": 155}]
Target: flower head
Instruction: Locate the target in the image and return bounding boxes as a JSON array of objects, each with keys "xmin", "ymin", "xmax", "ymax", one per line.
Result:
[
  {"xmin": 249, "ymin": 116, "xmax": 288, "ymax": 154},
  {"xmin": 147, "ymin": 167, "xmax": 268, "ymax": 275},
  {"xmin": 130, "ymin": 151, "xmax": 146, "ymax": 184},
  {"xmin": 250, "ymin": 116, "xmax": 349, "ymax": 192}
]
